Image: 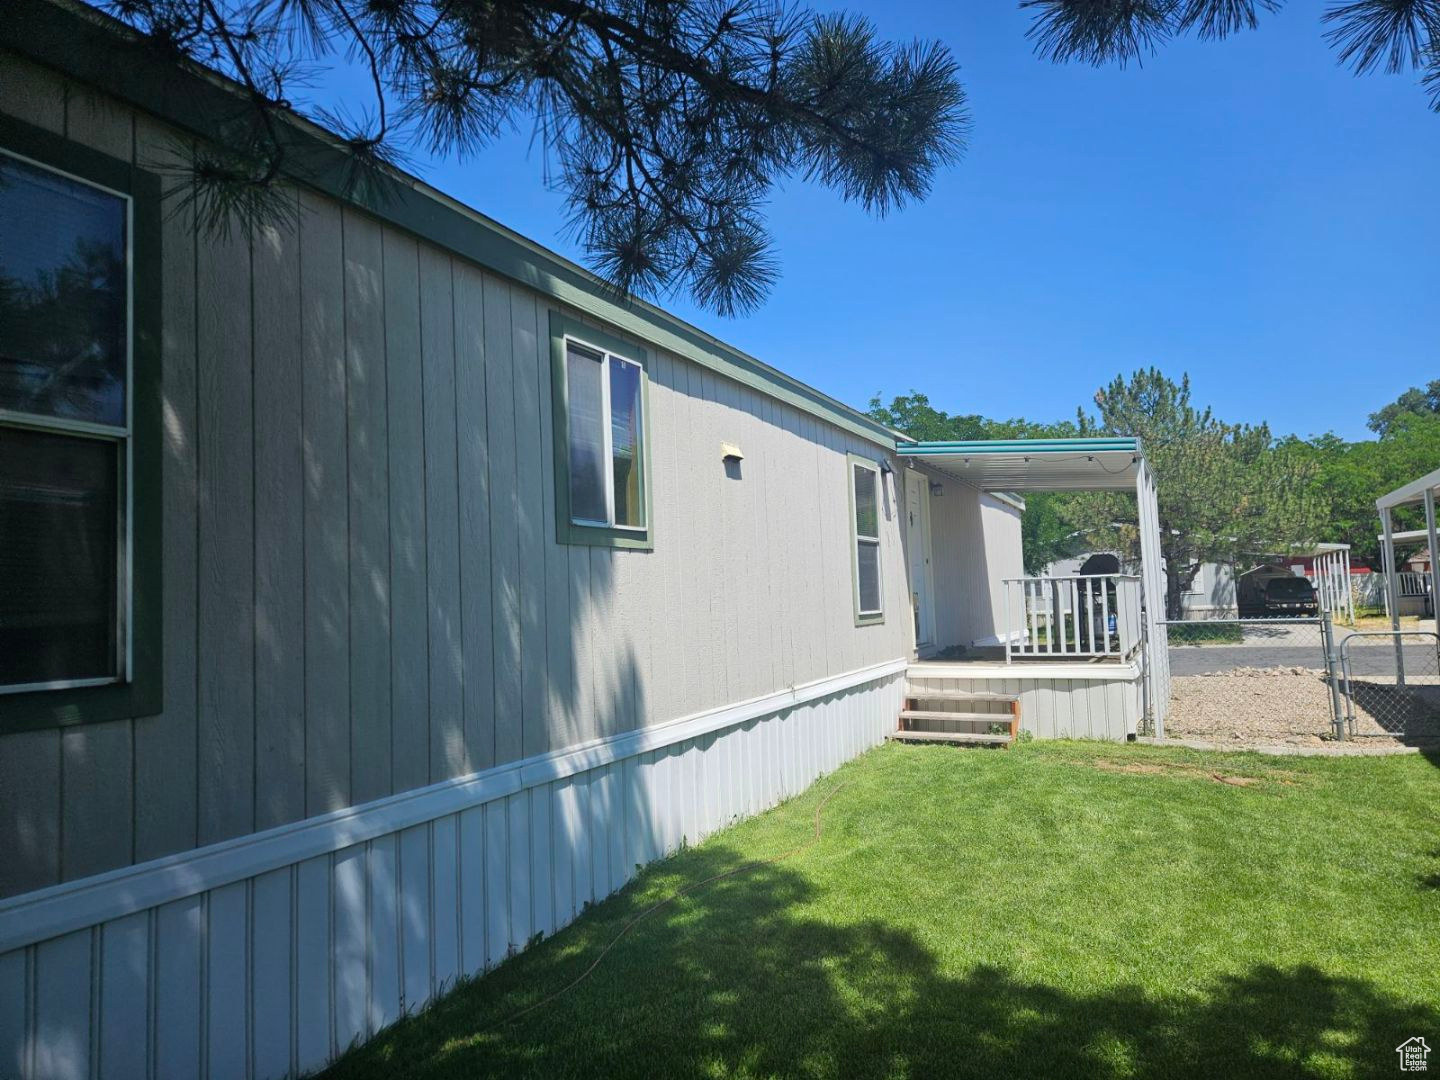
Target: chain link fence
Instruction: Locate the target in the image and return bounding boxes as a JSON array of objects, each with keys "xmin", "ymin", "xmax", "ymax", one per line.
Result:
[
  {"xmin": 1160, "ymin": 616, "xmax": 1335, "ymax": 744},
  {"xmin": 1337, "ymin": 631, "xmax": 1440, "ymax": 740},
  {"xmin": 1160, "ymin": 613, "xmax": 1440, "ymax": 745}
]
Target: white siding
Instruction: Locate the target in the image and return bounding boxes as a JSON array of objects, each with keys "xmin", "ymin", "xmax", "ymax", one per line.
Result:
[
  {"xmin": 0, "ymin": 671, "xmax": 903, "ymax": 1080},
  {"xmin": 915, "ymin": 467, "xmax": 1024, "ymax": 651},
  {"xmin": 0, "ymin": 56, "xmax": 908, "ymax": 898}
]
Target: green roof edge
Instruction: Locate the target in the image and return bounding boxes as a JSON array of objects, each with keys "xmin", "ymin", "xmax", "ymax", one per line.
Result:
[{"xmin": 895, "ymin": 438, "xmax": 1140, "ymax": 454}]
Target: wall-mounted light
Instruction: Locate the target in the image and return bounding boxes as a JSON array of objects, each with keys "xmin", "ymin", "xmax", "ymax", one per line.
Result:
[
  {"xmin": 929, "ymin": 482, "xmax": 944, "ymax": 497},
  {"xmin": 721, "ymin": 442, "xmax": 744, "ymax": 480},
  {"xmin": 879, "ymin": 459, "xmax": 894, "ymax": 476}
]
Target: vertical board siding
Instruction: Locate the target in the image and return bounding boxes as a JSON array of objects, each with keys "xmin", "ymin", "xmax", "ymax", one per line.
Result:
[
  {"xmin": 206, "ymin": 883, "xmax": 249, "ymax": 1080},
  {"xmin": 383, "ymin": 229, "xmax": 430, "ymax": 796},
  {"xmin": 196, "ymin": 221, "xmax": 256, "ymax": 846},
  {"xmin": 0, "ymin": 733, "xmax": 61, "ymax": 896},
  {"xmin": 250, "ymin": 868, "xmax": 294, "ymax": 1080},
  {"xmin": 367, "ymin": 836, "xmax": 401, "ymax": 1034},
  {"xmin": 453, "ymin": 266, "xmax": 496, "ymax": 772},
  {"xmin": 419, "ymin": 249, "xmax": 466, "ymax": 781},
  {"xmin": 483, "ymin": 277, "xmax": 522, "ymax": 769},
  {"xmin": 300, "ymin": 191, "xmax": 352, "ymax": 817},
  {"xmin": 1, "ymin": 64, "xmax": 920, "ymax": 916},
  {"xmin": 512, "ymin": 291, "xmax": 548, "ymax": 760},
  {"xmin": 253, "ymin": 195, "xmax": 307, "ymax": 831},
  {"xmin": 344, "ymin": 210, "xmax": 394, "ymax": 806},
  {"xmin": 430, "ymin": 814, "xmax": 461, "ymax": 995},
  {"xmin": 0, "ymin": 674, "xmax": 902, "ymax": 1080},
  {"xmin": 398, "ymin": 825, "xmax": 431, "ymax": 1014},
  {"xmin": 97, "ymin": 913, "xmax": 147, "ymax": 1080},
  {"xmin": 132, "ymin": 115, "xmax": 200, "ymax": 866},
  {"xmin": 294, "ymin": 857, "xmax": 332, "ymax": 1075}
]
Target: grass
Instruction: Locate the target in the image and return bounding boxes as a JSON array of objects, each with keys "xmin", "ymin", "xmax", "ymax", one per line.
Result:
[
  {"xmin": 323, "ymin": 742, "xmax": 1440, "ymax": 1079},
  {"xmin": 1351, "ymin": 613, "xmax": 1424, "ymax": 631},
  {"xmin": 1168, "ymin": 622, "xmax": 1245, "ymax": 645}
]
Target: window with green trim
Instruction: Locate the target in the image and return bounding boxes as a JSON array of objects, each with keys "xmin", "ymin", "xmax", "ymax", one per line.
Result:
[
  {"xmin": 549, "ymin": 311, "xmax": 652, "ymax": 550},
  {"xmin": 0, "ymin": 149, "xmax": 131, "ymax": 693},
  {"xmin": 849, "ymin": 455, "xmax": 884, "ymax": 625},
  {"xmin": 0, "ymin": 114, "xmax": 162, "ymax": 731}
]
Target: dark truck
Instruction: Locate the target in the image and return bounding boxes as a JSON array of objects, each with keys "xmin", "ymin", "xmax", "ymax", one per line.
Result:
[{"xmin": 1253, "ymin": 575, "xmax": 1319, "ymax": 617}]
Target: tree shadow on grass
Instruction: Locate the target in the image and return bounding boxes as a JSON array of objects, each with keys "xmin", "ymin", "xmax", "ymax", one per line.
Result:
[{"xmin": 323, "ymin": 842, "xmax": 1438, "ymax": 1080}]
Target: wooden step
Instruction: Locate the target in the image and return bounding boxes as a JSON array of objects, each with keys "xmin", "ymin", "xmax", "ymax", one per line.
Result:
[
  {"xmin": 903, "ymin": 689, "xmax": 1020, "ymax": 703},
  {"xmin": 900, "ymin": 710, "xmax": 1014, "ymax": 724},
  {"xmin": 886, "ymin": 729, "xmax": 1014, "ymax": 745}
]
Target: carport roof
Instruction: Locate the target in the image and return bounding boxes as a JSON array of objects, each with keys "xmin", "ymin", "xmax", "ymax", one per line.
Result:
[
  {"xmin": 894, "ymin": 438, "xmax": 1142, "ymax": 492},
  {"xmin": 1376, "ymin": 466, "xmax": 1440, "ymax": 511}
]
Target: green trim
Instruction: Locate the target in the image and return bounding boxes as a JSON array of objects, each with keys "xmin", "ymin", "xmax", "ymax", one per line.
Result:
[
  {"xmin": 0, "ymin": 112, "xmax": 164, "ymax": 732},
  {"xmin": 896, "ymin": 437, "xmax": 1139, "ymax": 455},
  {"xmin": 549, "ymin": 311, "xmax": 654, "ymax": 552},
  {"xmin": 1, "ymin": 0, "xmax": 897, "ymax": 451},
  {"xmin": 846, "ymin": 453, "xmax": 885, "ymax": 627}
]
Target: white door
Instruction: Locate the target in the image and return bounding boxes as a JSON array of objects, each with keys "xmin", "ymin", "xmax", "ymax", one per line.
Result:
[{"xmin": 905, "ymin": 470, "xmax": 936, "ymax": 649}]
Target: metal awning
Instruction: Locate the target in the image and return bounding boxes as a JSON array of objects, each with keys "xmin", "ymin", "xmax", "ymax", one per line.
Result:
[
  {"xmin": 1376, "ymin": 529, "xmax": 1432, "ymax": 547},
  {"xmin": 894, "ymin": 437, "xmax": 1141, "ymax": 492},
  {"xmin": 893, "ymin": 435, "xmax": 1171, "ymax": 735},
  {"xmin": 1376, "ymin": 466, "xmax": 1440, "ymax": 511}
]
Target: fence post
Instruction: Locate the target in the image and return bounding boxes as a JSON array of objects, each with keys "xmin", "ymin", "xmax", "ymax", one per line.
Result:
[{"xmin": 1321, "ymin": 609, "xmax": 1346, "ymax": 740}]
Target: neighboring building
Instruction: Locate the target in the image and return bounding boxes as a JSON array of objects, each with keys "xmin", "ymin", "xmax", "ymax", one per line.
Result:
[
  {"xmin": 1049, "ymin": 542, "xmax": 1354, "ymax": 621},
  {"xmin": 0, "ymin": 4, "xmax": 1171, "ymax": 1077}
]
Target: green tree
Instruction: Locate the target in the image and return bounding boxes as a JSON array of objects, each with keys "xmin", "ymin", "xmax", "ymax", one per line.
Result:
[
  {"xmin": 1287, "ymin": 412, "xmax": 1440, "ymax": 566},
  {"xmin": 1069, "ymin": 369, "xmax": 1322, "ymax": 618},
  {"xmin": 98, "ymin": 0, "xmax": 968, "ymax": 316},
  {"xmin": 870, "ymin": 391, "xmax": 1083, "ymax": 573},
  {"xmin": 1367, "ymin": 380, "xmax": 1440, "ymax": 436},
  {"xmin": 1022, "ymin": 0, "xmax": 1440, "ymax": 111}
]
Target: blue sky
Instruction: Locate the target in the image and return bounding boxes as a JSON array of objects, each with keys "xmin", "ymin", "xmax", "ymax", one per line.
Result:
[{"xmin": 317, "ymin": 2, "xmax": 1437, "ymax": 441}]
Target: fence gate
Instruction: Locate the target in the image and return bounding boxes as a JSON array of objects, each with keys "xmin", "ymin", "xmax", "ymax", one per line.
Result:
[{"xmin": 1336, "ymin": 631, "xmax": 1440, "ymax": 741}]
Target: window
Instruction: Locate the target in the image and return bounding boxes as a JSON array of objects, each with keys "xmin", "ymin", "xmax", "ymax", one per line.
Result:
[
  {"xmin": 549, "ymin": 311, "xmax": 651, "ymax": 549},
  {"xmin": 1, "ymin": 149, "xmax": 129, "ymax": 692},
  {"xmin": 0, "ymin": 114, "xmax": 161, "ymax": 731},
  {"xmin": 848, "ymin": 454, "xmax": 884, "ymax": 625}
]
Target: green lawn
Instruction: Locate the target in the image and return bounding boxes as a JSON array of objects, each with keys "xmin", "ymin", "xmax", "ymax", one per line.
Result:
[
  {"xmin": 1168, "ymin": 622, "xmax": 1245, "ymax": 644},
  {"xmin": 324, "ymin": 742, "xmax": 1440, "ymax": 1079}
]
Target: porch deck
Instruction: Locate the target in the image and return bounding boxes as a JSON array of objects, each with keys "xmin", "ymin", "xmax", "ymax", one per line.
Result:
[{"xmin": 906, "ymin": 656, "xmax": 1144, "ymax": 740}]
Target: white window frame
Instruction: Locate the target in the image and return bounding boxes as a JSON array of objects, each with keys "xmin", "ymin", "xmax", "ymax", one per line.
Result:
[
  {"xmin": 563, "ymin": 333, "xmax": 646, "ymax": 533},
  {"xmin": 848, "ymin": 455, "xmax": 884, "ymax": 624},
  {"xmin": 0, "ymin": 146, "xmax": 133, "ymax": 696}
]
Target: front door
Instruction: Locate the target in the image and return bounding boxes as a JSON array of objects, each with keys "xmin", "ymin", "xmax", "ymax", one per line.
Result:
[{"xmin": 905, "ymin": 470, "xmax": 936, "ymax": 650}]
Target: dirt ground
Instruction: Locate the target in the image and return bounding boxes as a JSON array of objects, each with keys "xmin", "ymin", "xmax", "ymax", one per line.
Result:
[{"xmin": 1166, "ymin": 667, "xmax": 1440, "ymax": 750}]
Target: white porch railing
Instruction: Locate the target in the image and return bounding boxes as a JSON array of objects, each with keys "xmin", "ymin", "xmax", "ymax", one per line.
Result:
[{"xmin": 1003, "ymin": 575, "xmax": 1143, "ymax": 662}]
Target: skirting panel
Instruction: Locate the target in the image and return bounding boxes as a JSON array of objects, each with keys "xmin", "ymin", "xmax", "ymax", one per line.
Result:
[
  {"xmin": 0, "ymin": 668, "xmax": 904, "ymax": 1080},
  {"xmin": 907, "ymin": 671, "xmax": 1141, "ymax": 740}
]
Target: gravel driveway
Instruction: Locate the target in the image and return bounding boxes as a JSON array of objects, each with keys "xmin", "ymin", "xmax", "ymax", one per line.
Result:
[{"xmin": 1166, "ymin": 667, "xmax": 1440, "ymax": 748}]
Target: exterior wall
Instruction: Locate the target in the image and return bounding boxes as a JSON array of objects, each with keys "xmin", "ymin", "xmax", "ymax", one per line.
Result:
[
  {"xmin": 1179, "ymin": 561, "xmax": 1237, "ymax": 618},
  {"xmin": 0, "ymin": 667, "xmax": 906, "ymax": 1080},
  {"xmin": 0, "ymin": 51, "xmax": 921, "ymax": 1080},
  {"xmin": 915, "ymin": 466, "xmax": 1023, "ymax": 651},
  {"xmin": 1046, "ymin": 555, "xmax": 1240, "ymax": 620},
  {"xmin": 0, "ymin": 56, "xmax": 910, "ymax": 901}
]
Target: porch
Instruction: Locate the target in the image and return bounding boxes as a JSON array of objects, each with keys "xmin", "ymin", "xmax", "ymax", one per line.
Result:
[{"xmin": 893, "ymin": 437, "xmax": 1170, "ymax": 742}]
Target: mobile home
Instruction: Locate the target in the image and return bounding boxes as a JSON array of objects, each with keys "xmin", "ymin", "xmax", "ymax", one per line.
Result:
[{"xmin": 0, "ymin": 4, "xmax": 1170, "ymax": 1076}]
